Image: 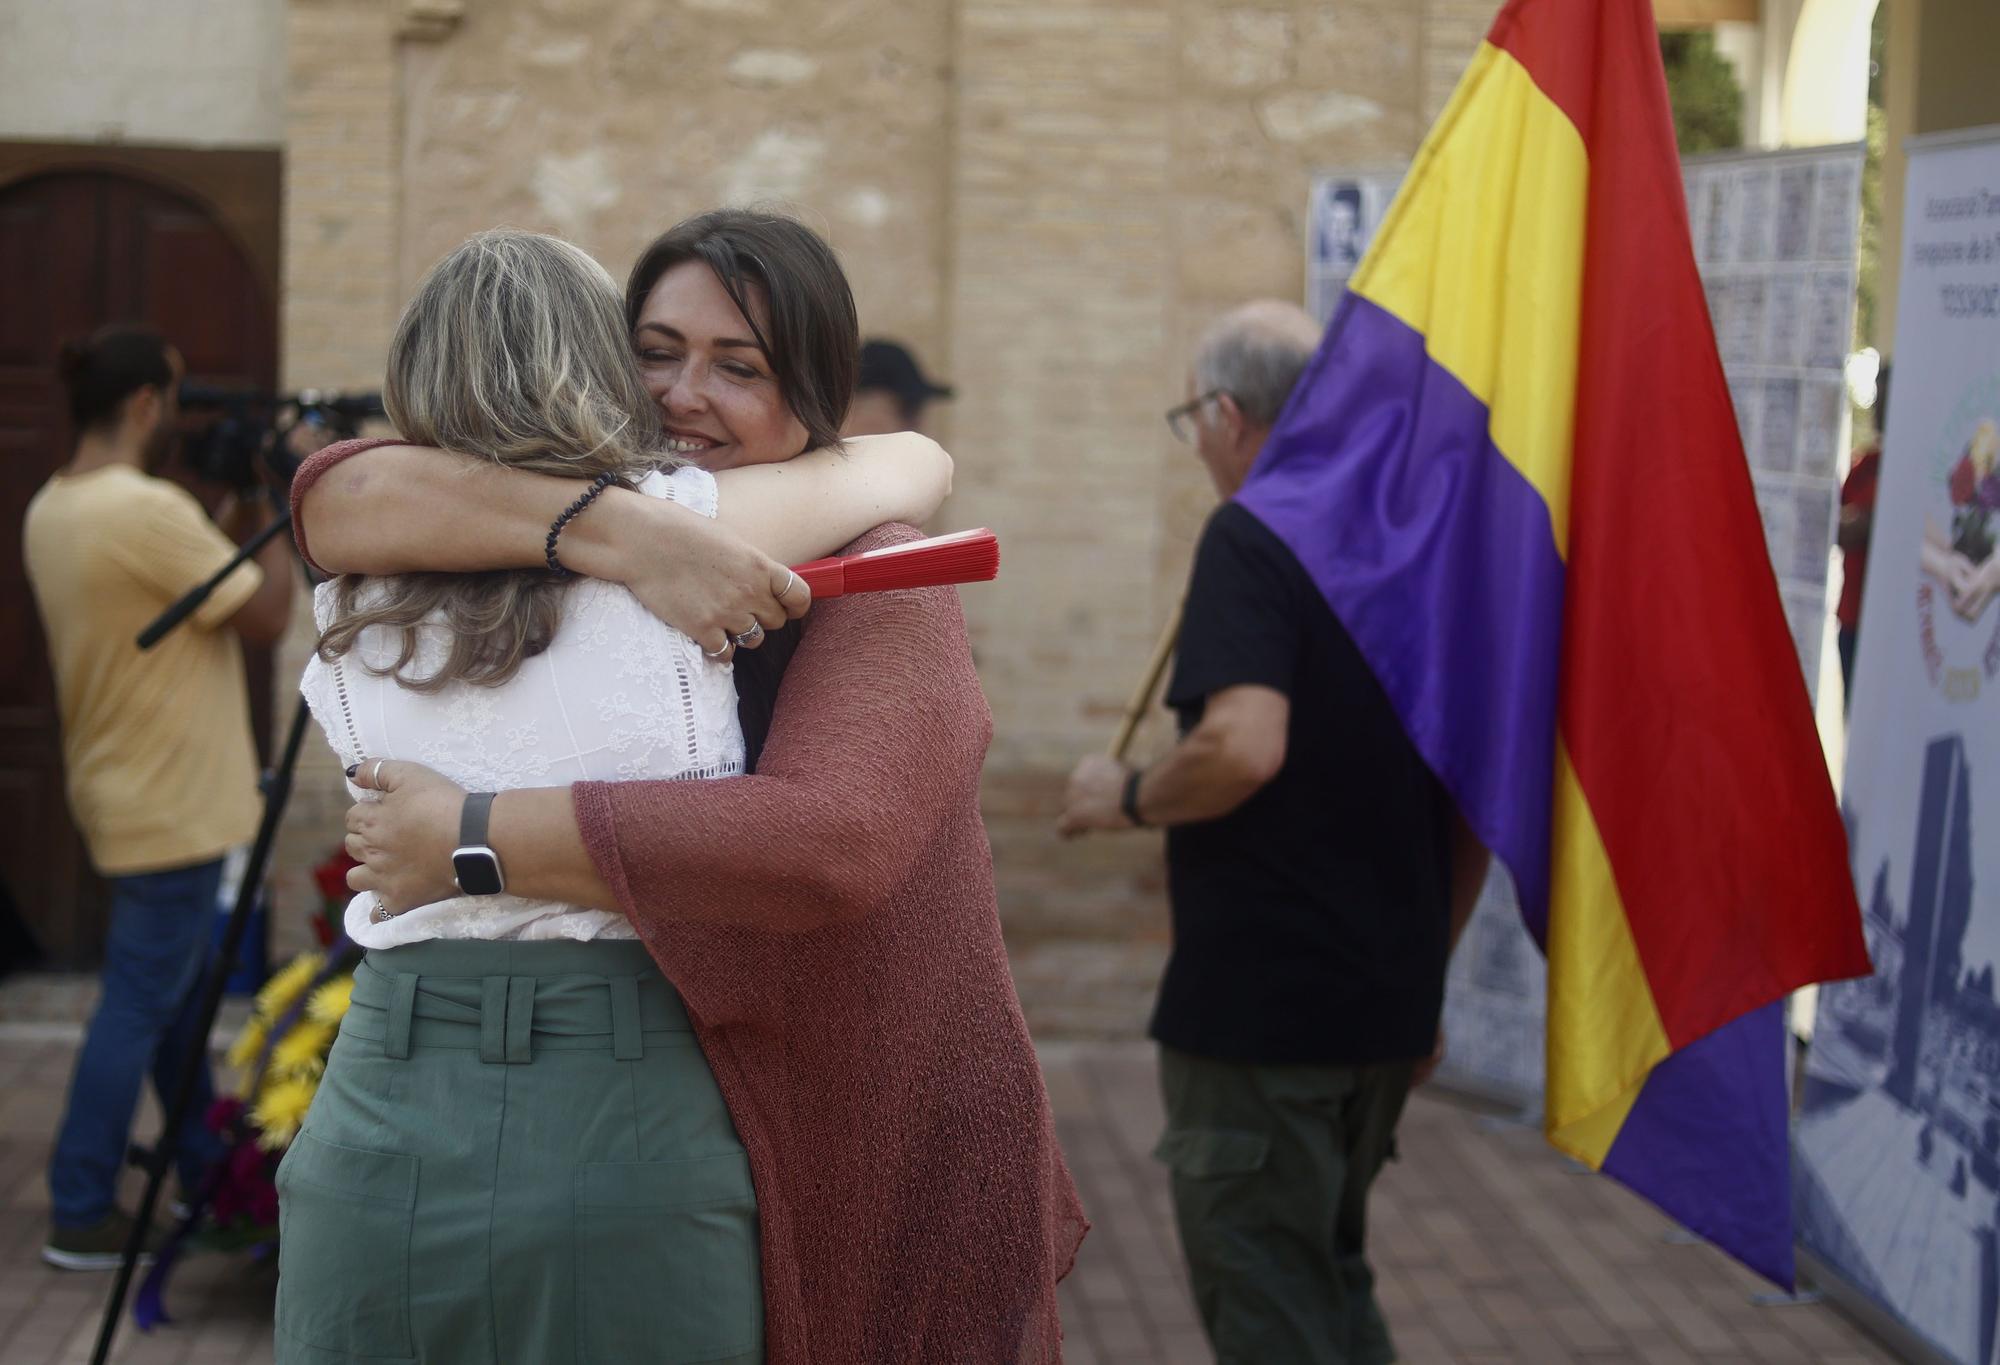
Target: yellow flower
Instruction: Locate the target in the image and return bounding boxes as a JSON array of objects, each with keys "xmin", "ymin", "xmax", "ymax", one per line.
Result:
[
  {"xmin": 305, "ymin": 976, "xmax": 355, "ymax": 1027},
  {"xmin": 254, "ymin": 952, "xmax": 325, "ymax": 1022},
  {"xmin": 225, "ymin": 1015, "xmax": 269, "ymax": 1073},
  {"xmin": 251, "ymin": 1075, "xmax": 320, "ymax": 1152},
  {"xmin": 270, "ymin": 1019, "xmax": 336, "ymax": 1079},
  {"xmin": 1972, "ymin": 420, "xmax": 2000, "ymax": 479}
]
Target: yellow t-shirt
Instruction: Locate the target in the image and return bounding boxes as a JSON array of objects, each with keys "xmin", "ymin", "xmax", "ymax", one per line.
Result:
[{"xmin": 23, "ymin": 464, "xmax": 265, "ymax": 876}]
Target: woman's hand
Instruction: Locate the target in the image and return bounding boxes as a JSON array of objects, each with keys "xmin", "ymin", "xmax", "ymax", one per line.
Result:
[
  {"xmin": 344, "ymin": 759, "xmax": 468, "ymax": 914},
  {"xmin": 603, "ymin": 495, "xmax": 812, "ymax": 661}
]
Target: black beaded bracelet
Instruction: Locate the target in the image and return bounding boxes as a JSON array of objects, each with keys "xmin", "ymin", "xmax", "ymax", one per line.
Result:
[{"xmin": 545, "ymin": 472, "xmax": 617, "ymax": 577}]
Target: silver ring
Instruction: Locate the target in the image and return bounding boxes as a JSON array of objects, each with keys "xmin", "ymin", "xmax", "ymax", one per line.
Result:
[
  {"xmin": 782, "ymin": 569, "xmax": 800, "ymax": 598},
  {"xmin": 369, "ymin": 758, "xmax": 385, "ymax": 788},
  {"xmin": 704, "ymin": 639, "xmax": 731, "ymax": 659},
  {"xmin": 731, "ymin": 621, "xmax": 765, "ymax": 649},
  {"xmin": 370, "ymin": 896, "xmax": 393, "ymax": 924}
]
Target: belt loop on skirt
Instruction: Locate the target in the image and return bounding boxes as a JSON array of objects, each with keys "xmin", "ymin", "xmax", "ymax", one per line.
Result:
[
  {"xmin": 480, "ymin": 977, "xmax": 508, "ymax": 1064},
  {"xmin": 384, "ymin": 971, "xmax": 418, "ymax": 1061},
  {"xmin": 505, "ymin": 976, "xmax": 535, "ymax": 1064},
  {"xmin": 609, "ymin": 975, "xmax": 642, "ymax": 1061}
]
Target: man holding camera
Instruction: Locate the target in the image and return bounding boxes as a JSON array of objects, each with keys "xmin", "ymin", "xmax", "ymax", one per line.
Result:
[{"xmin": 23, "ymin": 324, "xmax": 293, "ymax": 1269}]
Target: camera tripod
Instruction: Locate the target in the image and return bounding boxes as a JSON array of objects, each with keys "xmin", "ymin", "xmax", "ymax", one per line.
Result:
[{"xmin": 89, "ymin": 509, "xmax": 319, "ymax": 1365}]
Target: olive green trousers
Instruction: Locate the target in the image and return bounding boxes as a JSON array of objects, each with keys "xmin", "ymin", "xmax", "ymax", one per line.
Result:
[
  {"xmin": 274, "ymin": 939, "xmax": 762, "ymax": 1365},
  {"xmin": 1155, "ymin": 1046, "xmax": 1415, "ymax": 1365}
]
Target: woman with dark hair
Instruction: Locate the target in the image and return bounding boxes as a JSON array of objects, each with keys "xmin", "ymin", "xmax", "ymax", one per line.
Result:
[{"xmin": 288, "ymin": 210, "xmax": 1085, "ymax": 1362}]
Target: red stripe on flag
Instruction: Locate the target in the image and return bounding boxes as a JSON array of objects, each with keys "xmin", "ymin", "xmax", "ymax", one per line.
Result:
[
  {"xmin": 1550, "ymin": 0, "xmax": 1870, "ymax": 1044},
  {"xmin": 1486, "ymin": 0, "xmax": 1601, "ymax": 144}
]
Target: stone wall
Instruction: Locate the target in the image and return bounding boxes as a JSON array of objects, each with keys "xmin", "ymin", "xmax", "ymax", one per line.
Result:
[
  {"xmin": 267, "ymin": 0, "xmax": 1488, "ymax": 1028},
  {"xmin": 0, "ymin": 0, "xmax": 285, "ymax": 147}
]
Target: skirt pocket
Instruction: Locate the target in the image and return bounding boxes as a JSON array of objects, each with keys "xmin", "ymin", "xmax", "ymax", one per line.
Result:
[
  {"xmin": 574, "ymin": 1151, "xmax": 762, "ymax": 1364},
  {"xmin": 275, "ymin": 1131, "xmax": 419, "ymax": 1362}
]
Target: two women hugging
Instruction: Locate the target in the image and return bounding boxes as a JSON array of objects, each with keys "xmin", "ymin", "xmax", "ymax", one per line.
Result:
[{"xmin": 282, "ymin": 212, "xmax": 1084, "ymax": 1365}]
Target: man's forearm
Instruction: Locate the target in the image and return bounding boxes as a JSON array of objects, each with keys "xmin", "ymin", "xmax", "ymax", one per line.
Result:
[
  {"xmin": 1132, "ymin": 727, "xmax": 1269, "ymax": 827},
  {"xmin": 302, "ymin": 444, "xmax": 648, "ymax": 581}
]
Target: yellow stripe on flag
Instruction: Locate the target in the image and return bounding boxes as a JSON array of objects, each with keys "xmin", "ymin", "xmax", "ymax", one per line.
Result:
[
  {"xmin": 1350, "ymin": 40, "xmax": 1586, "ymax": 557},
  {"xmin": 1544, "ymin": 742, "xmax": 1674, "ymax": 1167}
]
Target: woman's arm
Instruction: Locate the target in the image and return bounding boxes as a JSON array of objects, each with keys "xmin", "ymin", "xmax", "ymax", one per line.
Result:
[
  {"xmin": 295, "ymin": 433, "xmax": 950, "ymax": 646},
  {"xmin": 708, "ymin": 433, "xmax": 952, "ymax": 565},
  {"xmin": 297, "ymin": 434, "xmax": 949, "ymax": 577},
  {"xmin": 343, "ymin": 525, "xmax": 990, "ymax": 928},
  {"xmin": 343, "ymin": 765, "xmax": 611, "ymax": 911},
  {"xmin": 295, "ymin": 439, "xmax": 804, "ymax": 656}
]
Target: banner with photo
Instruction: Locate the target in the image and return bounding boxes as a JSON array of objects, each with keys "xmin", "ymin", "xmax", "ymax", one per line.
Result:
[
  {"xmin": 1683, "ymin": 141, "xmax": 1864, "ymax": 699},
  {"xmin": 1795, "ymin": 125, "xmax": 2000, "ymax": 1365},
  {"xmin": 1434, "ymin": 143, "xmax": 1866, "ymax": 1108},
  {"xmin": 1304, "ymin": 172, "xmax": 1401, "ymax": 325}
]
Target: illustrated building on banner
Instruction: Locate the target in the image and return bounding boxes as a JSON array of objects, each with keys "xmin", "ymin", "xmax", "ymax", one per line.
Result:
[{"xmin": 1795, "ymin": 124, "xmax": 2000, "ymax": 1365}]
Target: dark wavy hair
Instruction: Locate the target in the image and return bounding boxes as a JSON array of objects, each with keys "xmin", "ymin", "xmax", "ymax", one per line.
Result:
[{"xmin": 625, "ymin": 210, "xmax": 859, "ymax": 454}]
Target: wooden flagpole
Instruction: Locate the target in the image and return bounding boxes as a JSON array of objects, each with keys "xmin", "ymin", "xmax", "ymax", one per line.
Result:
[{"xmin": 1106, "ymin": 600, "xmax": 1184, "ymax": 762}]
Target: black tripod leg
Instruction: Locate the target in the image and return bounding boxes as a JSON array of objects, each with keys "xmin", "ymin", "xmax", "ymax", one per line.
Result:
[{"xmin": 90, "ymin": 692, "xmax": 317, "ymax": 1365}]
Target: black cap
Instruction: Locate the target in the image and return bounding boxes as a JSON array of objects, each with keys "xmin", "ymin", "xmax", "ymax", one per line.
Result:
[{"xmin": 857, "ymin": 339, "xmax": 954, "ymax": 410}]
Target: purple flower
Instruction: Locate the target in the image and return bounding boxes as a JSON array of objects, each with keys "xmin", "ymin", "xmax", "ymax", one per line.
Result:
[{"xmin": 1980, "ymin": 472, "xmax": 2000, "ymax": 513}]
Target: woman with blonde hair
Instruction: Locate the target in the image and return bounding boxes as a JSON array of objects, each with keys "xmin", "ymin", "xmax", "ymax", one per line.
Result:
[{"xmin": 278, "ymin": 226, "xmax": 955, "ymax": 1364}]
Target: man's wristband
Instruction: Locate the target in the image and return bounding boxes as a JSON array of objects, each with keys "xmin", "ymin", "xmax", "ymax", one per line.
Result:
[{"xmin": 1120, "ymin": 768, "xmax": 1147, "ymax": 828}]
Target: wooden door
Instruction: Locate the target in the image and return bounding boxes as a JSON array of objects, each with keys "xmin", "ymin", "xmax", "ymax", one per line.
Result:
[{"xmin": 0, "ymin": 168, "xmax": 277, "ymax": 968}]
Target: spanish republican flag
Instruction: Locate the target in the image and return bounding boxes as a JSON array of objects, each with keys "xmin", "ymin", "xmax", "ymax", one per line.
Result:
[{"xmin": 1238, "ymin": 0, "xmax": 1871, "ymax": 1286}]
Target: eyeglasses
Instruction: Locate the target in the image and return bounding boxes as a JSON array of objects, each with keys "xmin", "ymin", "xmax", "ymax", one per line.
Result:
[{"xmin": 1165, "ymin": 390, "xmax": 1227, "ymax": 444}]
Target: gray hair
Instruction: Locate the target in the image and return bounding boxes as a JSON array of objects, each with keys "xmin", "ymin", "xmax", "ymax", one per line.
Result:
[
  {"xmin": 318, "ymin": 228, "xmax": 673, "ymax": 692},
  {"xmin": 1193, "ymin": 301, "xmax": 1323, "ymax": 428}
]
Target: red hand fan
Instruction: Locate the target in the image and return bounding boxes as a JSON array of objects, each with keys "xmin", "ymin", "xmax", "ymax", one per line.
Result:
[{"xmin": 791, "ymin": 528, "xmax": 999, "ymax": 599}]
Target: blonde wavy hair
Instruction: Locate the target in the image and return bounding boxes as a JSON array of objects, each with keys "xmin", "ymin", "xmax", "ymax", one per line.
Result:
[{"xmin": 317, "ymin": 229, "xmax": 674, "ymax": 691}]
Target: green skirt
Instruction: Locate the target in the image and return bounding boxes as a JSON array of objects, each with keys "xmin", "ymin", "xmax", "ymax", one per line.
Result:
[{"xmin": 273, "ymin": 939, "xmax": 763, "ymax": 1365}]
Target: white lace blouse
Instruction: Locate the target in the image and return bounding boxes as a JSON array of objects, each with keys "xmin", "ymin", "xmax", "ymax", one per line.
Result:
[{"xmin": 300, "ymin": 465, "xmax": 744, "ymax": 948}]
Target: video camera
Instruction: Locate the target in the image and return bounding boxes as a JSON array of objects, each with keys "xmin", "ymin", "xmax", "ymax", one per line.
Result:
[{"xmin": 178, "ymin": 384, "xmax": 386, "ymax": 492}]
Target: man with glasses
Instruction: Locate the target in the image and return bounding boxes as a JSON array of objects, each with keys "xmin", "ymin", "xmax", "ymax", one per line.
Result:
[{"xmin": 1059, "ymin": 300, "xmax": 1487, "ymax": 1364}]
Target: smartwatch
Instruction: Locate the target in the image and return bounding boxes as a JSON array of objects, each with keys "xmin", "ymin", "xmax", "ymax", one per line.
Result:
[{"xmin": 451, "ymin": 791, "xmax": 507, "ymax": 896}]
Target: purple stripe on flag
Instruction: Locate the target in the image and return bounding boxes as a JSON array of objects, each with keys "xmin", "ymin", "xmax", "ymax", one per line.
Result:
[
  {"xmin": 1601, "ymin": 1002, "xmax": 1794, "ymax": 1289},
  {"xmin": 1236, "ymin": 291, "xmax": 1563, "ymax": 939}
]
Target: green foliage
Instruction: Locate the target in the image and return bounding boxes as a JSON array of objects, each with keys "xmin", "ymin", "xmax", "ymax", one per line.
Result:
[
  {"xmin": 1660, "ymin": 29, "xmax": 1745, "ymax": 155},
  {"xmin": 1856, "ymin": 2, "xmax": 1888, "ymax": 376}
]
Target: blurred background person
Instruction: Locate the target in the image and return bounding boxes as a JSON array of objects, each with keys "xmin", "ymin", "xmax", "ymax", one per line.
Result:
[
  {"xmin": 1837, "ymin": 361, "xmax": 1887, "ymax": 713},
  {"xmin": 840, "ymin": 338, "xmax": 955, "ymax": 438},
  {"xmin": 1058, "ymin": 300, "xmax": 1488, "ymax": 1365},
  {"xmin": 22, "ymin": 324, "xmax": 294, "ymax": 1270}
]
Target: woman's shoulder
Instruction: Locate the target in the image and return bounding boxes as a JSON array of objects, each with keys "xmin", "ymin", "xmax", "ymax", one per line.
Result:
[
  {"xmin": 839, "ymin": 521, "xmax": 923, "ymax": 556},
  {"xmin": 634, "ymin": 463, "xmax": 718, "ymax": 520}
]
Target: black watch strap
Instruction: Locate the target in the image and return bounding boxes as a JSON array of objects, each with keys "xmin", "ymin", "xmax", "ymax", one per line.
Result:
[
  {"xmin": 1121, "ymin": 769, "xmax": 1146, "ymax": 828},
  {"xmin": 461, "ymin": 791, "xmax": 497, "ymax": 848}
]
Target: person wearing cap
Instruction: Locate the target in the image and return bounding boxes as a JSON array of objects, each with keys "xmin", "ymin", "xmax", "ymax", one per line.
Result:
[{"xmin": 841, "ymin": 339, "xmax": 954, "ymax": 438}]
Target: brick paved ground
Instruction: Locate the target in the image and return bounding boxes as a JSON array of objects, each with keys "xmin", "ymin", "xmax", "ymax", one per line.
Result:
[{"xmin": 0, "ymin": 979, "xmax": 1906, "ymax": 1364}]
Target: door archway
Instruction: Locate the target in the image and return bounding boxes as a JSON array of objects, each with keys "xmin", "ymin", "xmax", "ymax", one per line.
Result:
[{"xmin": 0, "ymin": 166, "xmax": 278, "ymax": 967}]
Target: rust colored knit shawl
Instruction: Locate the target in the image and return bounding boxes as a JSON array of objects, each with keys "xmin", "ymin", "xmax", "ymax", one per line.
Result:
[
  {"xmin": 292, "ymin": 445, "xmax": 1087, "ymax": 1360},
  {"xmin": 574, "ymin": 524, "xmax": 1086, "ymax": 1363}
]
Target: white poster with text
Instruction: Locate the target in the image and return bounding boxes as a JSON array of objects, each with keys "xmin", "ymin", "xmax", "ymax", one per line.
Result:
[{"xmin": 1796, "ymin": 126, "xmax": 2000, "ymax": 1365}]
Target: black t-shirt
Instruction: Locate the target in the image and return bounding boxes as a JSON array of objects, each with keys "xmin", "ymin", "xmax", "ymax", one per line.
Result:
[
  {"xmin": 1150, "ymin": 502, "xmax": 1455, "ymax": 1067},
  {"xmin": 732, "ymin": 619, "xmax": 802, "ymax": 773}
]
